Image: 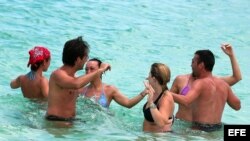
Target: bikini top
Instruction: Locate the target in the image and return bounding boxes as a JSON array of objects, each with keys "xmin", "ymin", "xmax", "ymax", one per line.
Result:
[
  {"xmin": 143, "ymin": 90, "xmax": 164, "ymax": 122},
  {"xmin": 26, "ymin": 71, "xmax": 36, "ymax": 80},
  {"xmin": 180, "ymin": 76, "xmax": 191, "ymax": 96},
  {"xmin": 82, "ymin": 85, "xmax": 109, "ymax": 108}
]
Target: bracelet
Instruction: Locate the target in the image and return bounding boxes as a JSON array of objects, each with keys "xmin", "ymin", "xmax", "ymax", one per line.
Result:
[
  {"xmin": 149, "ymin": 103, "xmax": 157, "ymax": 109},
  {"xmin": 140, "ymin": 93, "xmax": 145, "ymax": 97}
]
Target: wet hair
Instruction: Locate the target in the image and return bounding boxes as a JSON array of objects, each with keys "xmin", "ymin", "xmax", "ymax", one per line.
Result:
[
  {"xmin": 88, "ymin": 58, "xmax": 103, "ymax": 79},
  {"xmin": 89, "ymin": 58, "xmax": 102, "ymax": 67},
  {"xmin": 62, "ymin": 36, "xmax": 90, "ymax": 66},
  {"xmin": 150, "ymin": 63, "xmax": 171, "ymax": 90},
  {"xmin": 195, "ymin": 50, "xmax": 215, "ymax": 72}
]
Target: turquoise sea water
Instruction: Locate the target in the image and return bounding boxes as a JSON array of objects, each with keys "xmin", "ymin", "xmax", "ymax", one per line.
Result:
[{"xmin": 1, "ymin": 0, "xmax": 250, "ymax": 140}]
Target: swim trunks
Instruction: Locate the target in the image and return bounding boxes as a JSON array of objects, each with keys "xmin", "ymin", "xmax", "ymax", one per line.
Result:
[
  {"xmin": 192, "ymin": 122, "xmax": 222, "ymax": 132},
  {"xmin": 45, "ymin": 115, "xmax": 75, "ymax": 122}
]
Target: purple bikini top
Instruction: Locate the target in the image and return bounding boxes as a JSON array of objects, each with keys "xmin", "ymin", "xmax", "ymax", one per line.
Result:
[
  {"xmin": 180, "ymin": 85, "xmax": 190, "ymax": 96},
  {"xmin": 180, "ymin": 76, "xmax": 192, "ymax": 96}
]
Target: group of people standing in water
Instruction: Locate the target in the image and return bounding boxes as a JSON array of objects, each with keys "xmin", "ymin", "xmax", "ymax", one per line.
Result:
[{"xmin": 10, "ymin": 36, "xmax": 242, "ymax": 132}]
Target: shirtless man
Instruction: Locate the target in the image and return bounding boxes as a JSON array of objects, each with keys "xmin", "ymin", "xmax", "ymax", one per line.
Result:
[
  {"xmin": 172, "ymin": 49, "xmax": 241, "ymax": 132},
  {"xmin": 10, "ymin": 46, "xmax": 51, "ymax": 99},
  {"xmin": 170, "ymin": 44, "xmax": 242, "ymax": 121},
  {"xmin": 46, "ymin": 36, "xmax": 110, "ymax": 122}
]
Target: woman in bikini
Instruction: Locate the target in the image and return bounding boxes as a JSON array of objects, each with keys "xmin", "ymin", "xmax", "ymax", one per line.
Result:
[
  {"xmin": 81, "ymin": 58, "xmax": 148, "ymax": 109},
  {"xmin": 10, "ymin": 46, "xmax": 51, "ymax": 99},
  {"xmin": 142, "ymin": 63, "xmax": 175, "ymax": 132}
]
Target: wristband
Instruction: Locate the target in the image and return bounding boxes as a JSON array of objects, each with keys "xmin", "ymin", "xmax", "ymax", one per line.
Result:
[
  {"xmin": 140, "ymin": 93, "xmax": 145, "ymax": 97},
  {"xmin": 149, "ymin": 103, "xmax": 157, "ymax": 109}
]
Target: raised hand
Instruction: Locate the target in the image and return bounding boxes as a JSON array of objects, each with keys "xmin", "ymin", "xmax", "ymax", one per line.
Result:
[
  {"xmin": 144, "ymin": 80, "xmax": 155, "ymax": 103},
  {"xmin": 100, "ymin": 63, "xmax": 111, "ymax": 73},
  {"xmin": 221, "ymin": 43, "xmax": 234, "ymax": 57}
]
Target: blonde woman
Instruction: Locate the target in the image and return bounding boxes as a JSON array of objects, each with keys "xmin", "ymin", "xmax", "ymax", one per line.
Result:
[{"xmin": 143, "ymin": 63, "xmax": 175, "ymax": 132}]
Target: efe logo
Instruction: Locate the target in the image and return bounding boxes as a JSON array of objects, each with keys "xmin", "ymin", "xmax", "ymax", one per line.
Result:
[
  {"xmin": 228, "ymin": 129, "xmax": 246, "ymax": 136},
  {"xmin": 224, "ymin": 125, "xmax": 249, "ymax": 141}
]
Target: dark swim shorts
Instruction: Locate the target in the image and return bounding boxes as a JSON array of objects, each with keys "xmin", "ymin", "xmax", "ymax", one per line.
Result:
[
  {"xmin": 45, "ymin": 115, "xmax": 75, "ymax": 122},
  {"xmin": 192, "ymin": 122, "xmax": 222, "ymax": 132}
]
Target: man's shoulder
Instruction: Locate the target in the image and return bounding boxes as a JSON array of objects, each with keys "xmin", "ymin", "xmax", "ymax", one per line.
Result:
[
  {"xmin": 210, "ymin": 76, "xmax": 225, "ymax": 82},
  {"xmin": 49, "ymin": 68, "xmax": 66, "ymax": 82},
  {"xmin": 197, "ymin": 76, "xmax": 229, "ymax": 88},
  {"xmin": 51, "ymin": 68, "xmax": 67, "ymax": 76},
  {"xmin": 213, "ymin": 76, "xmax": 230, "ymax": 86}
]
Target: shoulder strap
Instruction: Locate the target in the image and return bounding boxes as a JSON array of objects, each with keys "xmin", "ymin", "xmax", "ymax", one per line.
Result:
[
  {"xmin": 81, "ymin": 86, "xmax": 89, "ymax": 96},
  {"xmin": 185, "ymin": 75, "xmax": 192, "ymax": 86},
  {"xmin": 154, "ymin": 90, "xmax": 164, "ymax": 105}
]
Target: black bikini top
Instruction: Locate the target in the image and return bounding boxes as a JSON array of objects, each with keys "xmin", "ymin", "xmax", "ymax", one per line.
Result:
[{"xmin": 143, "ymin": 90, "xmax": 164, "ymax": 122}]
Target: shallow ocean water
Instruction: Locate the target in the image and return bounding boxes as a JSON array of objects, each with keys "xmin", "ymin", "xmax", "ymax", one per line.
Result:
[{"xmin": 1, "ymin": 0, "xmax": 250, "ymax": 140}]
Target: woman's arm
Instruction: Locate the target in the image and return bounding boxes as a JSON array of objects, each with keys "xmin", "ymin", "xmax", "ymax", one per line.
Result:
[
  {"xmin": 10, "ymin": 75, "xmax": 22, "ymax": 89},
  {"xmin": 112, "ymin": 84, "xmax": 148, "ymax": 108},
  {"xmin": 219, "ymin": 43, "xmax": 242, "ymax": 86}
]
